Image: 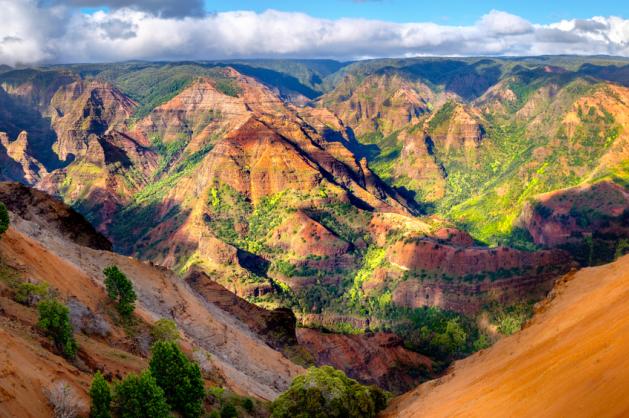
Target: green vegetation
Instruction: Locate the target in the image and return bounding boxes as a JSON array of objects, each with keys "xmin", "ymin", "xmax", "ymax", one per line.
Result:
[
  {"xmin": 103, "ymin": 266, "xmax": 137, "ymax": 318},
  {"xmin": 0, "ymin": 202, "xmax": 8, "ymax": 237},
  {"xmin": 112, "ymin": 371, "xmax": 171, "ymax": 418},
  {"xmin": 90, "ymin": 63, "xmax": 242, "ymax": 120},
  {"xmin": 89, "ymin": 340, "xmax": 206, "ymax": 417},
  {"xmin": 149, "ymin": 341, "xmax": 205, "ymax": 418},
  {"xmin": 488, "ymin": 301, "xmax": 534, "ymax": 336},
  {"xmin": 151, "ymin": 319, "xmax": 179, "ymax": 343},
  {"xmin": 270, "ymin": 366, "xmax": 389, "ymax": 418},
  {"xmin": 37, "ymin": 299, "xmax": 78, "ymax": 359},
  {"xmin": 347, "ymin": 246, "xmax": 386, "ymax": 310},
  {"xmin": 89, "ymin": 372, "xmax": 112, "ymax": 418},
  {"xmin": 390, "ymin": 306, "xmax": 478, "ymax": 364},
  {"xmin": 427, "ymin": 100, "xmax": 457, "ymax": 131},
  {"xmin": 14, "ymin": 281, "xmax": 49, "ymax": 306},
  {"xmin": 220, "ymin": 404, "xmax": 237, "ymax": 418},
  {"xmin": 439, "ymin": 82, "xmax": 619, "ymax": 246},
  {"xmin": 206, "ymin": 385, "xmax": 262, "ymax": 418},
  {"xmin": 108, "ymin": 142, "xmax": 214, "ymax": 252}
]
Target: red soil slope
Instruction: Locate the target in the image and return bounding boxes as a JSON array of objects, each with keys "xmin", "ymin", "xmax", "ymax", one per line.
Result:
[{"xmin": 382, "ymin": 254, "xmax": 629, "ymax": 418}]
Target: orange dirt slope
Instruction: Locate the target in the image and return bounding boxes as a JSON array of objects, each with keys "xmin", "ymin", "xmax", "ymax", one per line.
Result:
[{"xmin": 382, "ymin": 254, "xmax": 629, "ymax": 418}]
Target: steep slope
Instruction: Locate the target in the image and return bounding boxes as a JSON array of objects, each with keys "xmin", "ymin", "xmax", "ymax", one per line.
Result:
[
  {"xmin": 297, "ymin": 329, "xmax": 432, "ymax": 394},
  {"xmin": 323, "ymin": 63, "xmax": 629, "ymax": 265},
  {"xmin": 0, "ymin": 184, "xmax": 443, "ymax": 414},
  {"xmin": 101, "ymin": 69, "xmax": 421, "ymax": 312},
  {"xmin": 0, "ymin": 61, "xmax": 608, "ymax": 371},
  {"xmin": 0, "ymin": 71, "xmax": 160, "ymax": 232},
  {"xmin": 0, "ymin": 183, "xmax": 304, "ymax": 406},
  {"xmin": 444, "ymin": 76, "xmax": 629, "ymax": 253},
  {"xmin": 382, "ymin": 254, "xmax": 629, "ymax": 418},
  {"xmin": 319, "ymin": 71, "xmax": 439, "ymax": 137}
]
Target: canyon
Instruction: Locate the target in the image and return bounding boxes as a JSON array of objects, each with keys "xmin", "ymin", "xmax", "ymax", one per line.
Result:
[{"xmin": 0, "ymin": 56, "xmax": 628, "ymax": 416}]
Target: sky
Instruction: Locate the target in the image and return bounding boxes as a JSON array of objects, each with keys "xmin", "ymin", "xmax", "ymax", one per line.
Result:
[
  {"xmin": 0, "ymin": 0, "xmax": 627, "ymax": 65},
  {"xmin": 202, "ymin": 0, "xmax": 628, "ymax": 25}
]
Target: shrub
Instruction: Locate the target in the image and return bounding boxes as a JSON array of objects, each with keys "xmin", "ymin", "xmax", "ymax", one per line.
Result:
[
  {"xmin": 392, "ymin": 306, "xmax": 474, "ymax": 361},
  {"xmin": 498, "ymin": 315, "xmax": 523, "ymax": 335},
  {"xmin": 472, "ymin": 334, "xmax": 491, "ymax": 351},
  {"xmin": 151, "ymin": 319, "xmax": 179, "ymax": 343},
  {"xmin": 149, "ymin": 341, "xmax": 205, "ymax": 418},
  {"xmin": 44, "ymin": 380, "xmax": 82, "ymax": 418},
  {"xmin": 431, "ymin": 318, "xmax": 467, "ymax": 357},
  {"xmin": 37, "ymin": 299, "xmax": 78, "ymax": 359},
  {"xmin": 242, "ymin": 397, "xmax": 254, "ymax": 412},
  {"xmin": 103, "ymin": 266, "xmax": 136, "ymax": 318},
  {"xmin": 89, "ymin": 372, "xmax": 112, "ymax": 418},
  {"xmin": 14, "ymin": 281, "xmax": 49, "ymax": 306},
  {"xmin": 270, "ymin": 366, "xmax": 389, "ymax": 418},
  {"xmin": 220, "ymin": 404, "xmax": 237, "ymax": 418},
  {"xmin": 0, "ymin": 202, "xmax": 8, "ymax": 237},
  {"xmin": 113, "ymin": 371, "xmax": 170, "ymax": 418},
  {"xmin": 491, "ymin": 302, "xmax": 534, "ymax": 336}
]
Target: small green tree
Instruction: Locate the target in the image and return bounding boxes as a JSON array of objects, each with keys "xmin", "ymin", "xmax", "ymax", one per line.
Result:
[
  {"xmin": 270, "ymin": 366, "xmax": 389, "ymax": 418},
  {"xmin": 220, "ymin": 404, "xmax": 237, "ymax": 418},
  {"xmin": 113, "ymin": 371, "xmax": 170, "ymax": 418},
  {"xmin": 149, "ymin": 341, "xmax": 205, "ymax": 418},
  {"xmin": 103, "ymin": 266, "xmax": 136, "ymax": 318},
  {"xmin": 37, "ymin": 299, "xmax": 77, "ymax": 359},
  {"xmin": 242, "ymin": 397, "xmax": 254, "ymax": 412},
  {"xmin": 0, "ymin": 202, "xmax": 9, "ymax": 237},
  {"xmin": 151, "ymin": 319, "xmax": 179, "ymax": 343},
  {"xmin": 90, "ymin": 371, "xmax": 112, "ymax": 418},
  {"xmin": 431, "ymin": 318, "xmax": 467, "ymax": 357}
]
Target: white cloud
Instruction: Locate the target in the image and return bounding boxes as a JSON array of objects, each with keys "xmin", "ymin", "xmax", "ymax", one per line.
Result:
[
  {"xmin": 0, "ymin": 0, "xmax": 628, "ymax": 65},
  {"xmin": 479, "ymin": 10, "xmax": 533, "ymax": 35}
]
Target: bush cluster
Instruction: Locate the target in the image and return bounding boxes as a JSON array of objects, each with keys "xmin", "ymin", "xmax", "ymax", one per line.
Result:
[
  {"xmin": 90, "ymin": 341, "xmax": 205, "ymax": 418},
  {"xmin": 270, "ymin": 366, "xmax": 389, "ymax": 418},
  {"xmin": 150, "ymin": 319, "xmax": 179, "ymax": 343},
  {"xmin": 149, "ymin": 341, "xmax": 205, "ymax": 418}
]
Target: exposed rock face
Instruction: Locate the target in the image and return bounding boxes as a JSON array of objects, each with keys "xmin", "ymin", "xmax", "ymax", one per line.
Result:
[
  {"xmin": 38, "ymin": 80, "xmax": 158, "ymax": 231},
  {"xmin": 389, "ymin": 239, "xmax": 570, "ymax": 276},
  {"xmin": 0, "ymin": 131, "xmax": 48, "ymax": 183},
  {"xmin": 0, "ymin": 70, "xmax": 77, "ymax": 112},
  {"xmin": 390, "ymin": 272, "xmax": 560, "ymax": 316},
  {"xmin": 427, "ymin": 104, "xmax": 484, "ymax": 154},
  {"xmin": 136, "ymin": 79, "xmax": 239, "ymax": 146},
  {"xmin": 0, "ymin": 65, "xmax": 614, "ymax": 371},
  {"xmin": 0, "ymin": 85, "xmax": 61, "ymax": 172},
  {"xmin": 49, "ymin": 79, "xmax": 138, "ymax": 161},
  {"xmin": 377, "ymin": 238, "xmax": 573, "ymax": 315},
  {"xmin": 185, "ymin": 269, "xmax": 298, "ymax": 351},
  {"xmin": 112, "ymin": 70, "xmax": 416, "ymax": 286},
  {"xmin": 520, "ymin": 181, "xmax": 629, "ymax": 265},
  {"xmin": 0, "ymin": 181, "xmax": 112, "ymax": 251},
  {"xmin": 319, "ymin": 72, "xmax": 435, "ymax": 137},
  {"xmin": 271, "ymin": 210, "xmax": 351, "ymax": 258},
  {"xmin": 204, "ymin": 117, "xmax": 324, "ymax": 203},
  {"xmin": 297, "ymin": 329, "xmax": 432, "ymax": 394}
]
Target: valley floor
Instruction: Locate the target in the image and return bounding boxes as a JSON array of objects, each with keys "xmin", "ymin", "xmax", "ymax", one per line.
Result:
[{"xmin": 382, "ymin": 254, "xmax": 629, "ymax": 418}]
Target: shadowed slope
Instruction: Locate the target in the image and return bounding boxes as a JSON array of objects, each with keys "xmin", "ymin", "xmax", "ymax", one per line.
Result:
[{"xmin": 382, "ymin": 254, "xmax": 629, "ymax": 418}]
